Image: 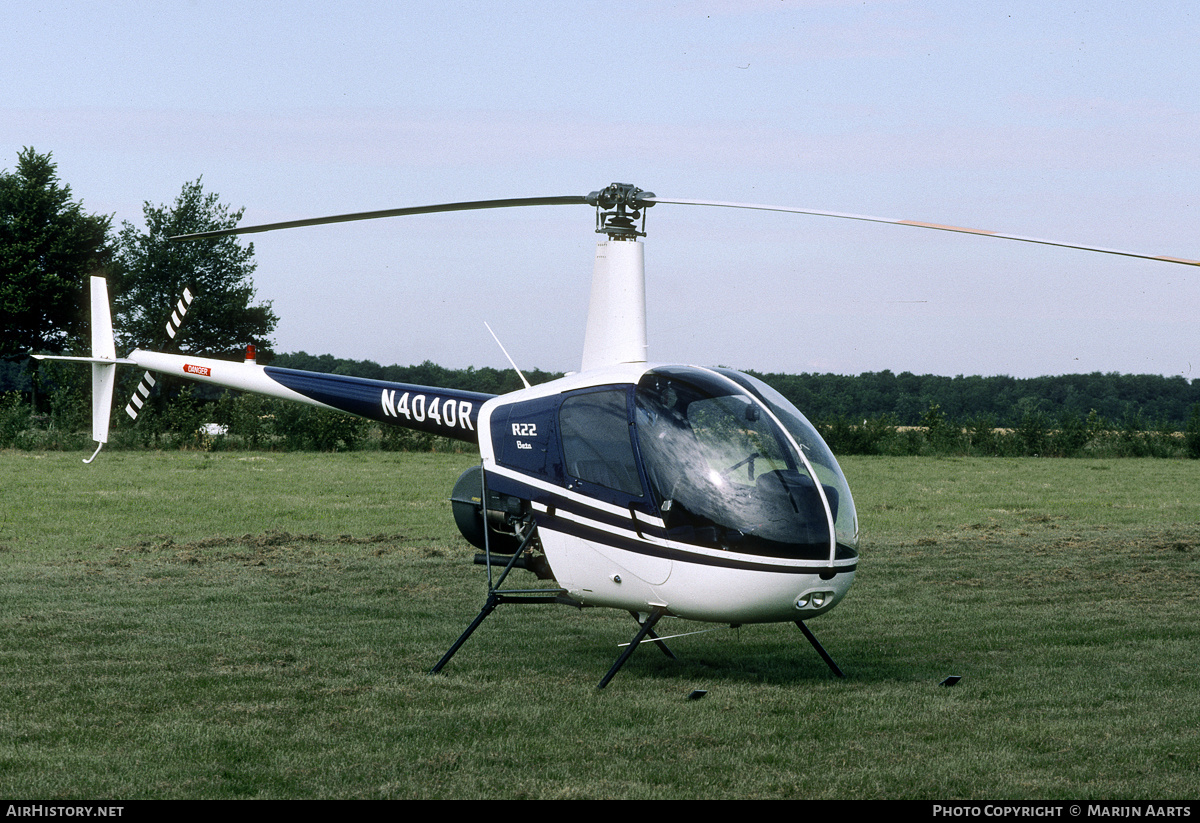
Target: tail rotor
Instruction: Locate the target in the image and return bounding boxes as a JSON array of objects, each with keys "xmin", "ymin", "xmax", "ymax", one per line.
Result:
[{"xmin": 124, "ymin": 286, "xmax": 192, "ymax": 421}]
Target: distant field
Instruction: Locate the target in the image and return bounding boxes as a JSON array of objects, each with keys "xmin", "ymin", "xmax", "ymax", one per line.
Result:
[{"xmin": 1, "ymin": 451, "xmax": 1197, "ymax": 799}]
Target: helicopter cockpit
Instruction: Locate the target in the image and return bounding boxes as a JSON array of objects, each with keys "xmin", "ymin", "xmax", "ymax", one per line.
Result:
[
  {"xmin": 634, "ymin": 367, "xmax": 858, "ymax": 563},
  {"xmin": 479, "ymin": 364, "xmax": 858, "ymax": 566}
]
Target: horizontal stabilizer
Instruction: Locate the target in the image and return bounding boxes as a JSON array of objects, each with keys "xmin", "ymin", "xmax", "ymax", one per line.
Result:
[{"xmin": 31, "ymin": 354, "xmax": 136, "ymax": 365}]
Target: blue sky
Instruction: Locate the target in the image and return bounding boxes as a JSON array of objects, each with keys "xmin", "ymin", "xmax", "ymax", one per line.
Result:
[{"xmin": 6, "ymin": 1, "xmax": 1199, "ymax": 379}]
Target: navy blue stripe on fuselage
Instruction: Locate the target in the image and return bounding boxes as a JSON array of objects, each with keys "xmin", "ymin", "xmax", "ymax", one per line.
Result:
[
  {"xmin": 484, "ymin": 467, "xmax": 854, "ymax": 578},
  {"xmin": 263, "ymin": 366, "xmax": 494, "ymax": 443},
  {"xmin": 486, "ymin": 470, "xmax": 663, "ymax": 533},
  {"xmin": 538, "ymin": 509, "xmax": 856, "ymax": 575},
  {"xmin": 486, "ymin": 471, "xmax": 856, "ymax": 575}
]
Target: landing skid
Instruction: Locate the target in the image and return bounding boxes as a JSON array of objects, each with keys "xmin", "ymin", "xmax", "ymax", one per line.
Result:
[
  {"xmin": 597, "ymin": 608, "xmax": 676, "ymax": 689},
  {"xmin": 435, "ymin": 603, "xmax": 847, "ymax": 686},
  {"xmin": 430, "ymin": 516, "xmax": 569, "ymax": 676},
  {"xmin": 430, "ymin": 502, "xmax": 845, "ymax": 684},
  {"xmin": 635, "ymin": 610, "xmax": 679, "ymax": 662},
  {"xmin": 795, "ymin": 620, "xmax": 845, "ymax": 678},
  {"xmin": 430, "ymin": 587, "xmax": 569, "ymax": 675},
  {"xmin": 599, "ymin": 615, "xmax": 845, "ymax": 688}
]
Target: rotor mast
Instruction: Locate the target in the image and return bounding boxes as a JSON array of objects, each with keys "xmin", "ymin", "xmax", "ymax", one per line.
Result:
[
  {"xmin": 587, "ymin": 182, "xmax": 655, "ymax": 240},
  {"xmin": 581, "ymin": 184, "xmax": 656, "ymax": 371}
]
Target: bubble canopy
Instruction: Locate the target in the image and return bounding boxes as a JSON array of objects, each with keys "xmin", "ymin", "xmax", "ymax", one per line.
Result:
[{"xmin": 635, "ymin": 366, "xmax": 859, "ymax": 563}]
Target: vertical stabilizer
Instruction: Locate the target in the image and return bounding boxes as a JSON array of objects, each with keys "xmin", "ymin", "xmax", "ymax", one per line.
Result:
[
  {"xmin": 30, "ymin": 278, "xmax": 132, "ymax": 462},
  {"xmin": 581, "ymin": 240, "xmax": 647, "ymax": 371},
  {"xmin": 87, "ymin": 277, "xmax": 117, "ymax": 460}
]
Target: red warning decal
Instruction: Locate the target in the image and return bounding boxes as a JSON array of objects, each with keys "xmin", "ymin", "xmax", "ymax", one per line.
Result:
[{"xmin": 183, "ymin": 363, "xmax": 211, "ymax": 377}]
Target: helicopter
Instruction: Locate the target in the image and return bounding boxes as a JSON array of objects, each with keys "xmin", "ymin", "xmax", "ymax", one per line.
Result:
[{"xmin": 35, "ymin": 182, "xmax": 1200, "ymax": 688}]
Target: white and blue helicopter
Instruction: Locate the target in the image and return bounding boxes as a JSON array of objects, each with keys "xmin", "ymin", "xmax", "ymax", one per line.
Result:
[{"xmin": 36, "ymin": 183, "xmax": 1200, "ymax": 687}]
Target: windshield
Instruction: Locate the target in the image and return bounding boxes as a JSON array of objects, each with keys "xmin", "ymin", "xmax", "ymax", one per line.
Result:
[{"xmin": 635, "ymin": 366, "xmax": 858, "ymax": 561}]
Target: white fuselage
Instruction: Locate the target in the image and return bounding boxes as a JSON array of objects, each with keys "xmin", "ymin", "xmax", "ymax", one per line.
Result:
[{"xmin": 476, "ymin": 363, "xmax": 858, "ymax": 625}]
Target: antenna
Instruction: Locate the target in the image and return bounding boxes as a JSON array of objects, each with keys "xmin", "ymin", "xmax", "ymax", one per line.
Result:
[{"xmin": 485, "ymin": 322, "xmax": 531, "ymax": 390}]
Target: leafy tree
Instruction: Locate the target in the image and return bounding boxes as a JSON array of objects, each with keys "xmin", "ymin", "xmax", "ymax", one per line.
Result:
[
  {"xmin": 114, "ymin": 179, "xmax": 277, "ymax": 358},
  {"xmin": 0, "ymin": 148, "xmax": 113, "ymax": 359}
]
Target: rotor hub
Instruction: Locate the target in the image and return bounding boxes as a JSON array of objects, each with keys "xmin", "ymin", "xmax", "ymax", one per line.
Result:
[{"xmin": 586, "ymin": 183, "xmax": 655, "ymax": 240}]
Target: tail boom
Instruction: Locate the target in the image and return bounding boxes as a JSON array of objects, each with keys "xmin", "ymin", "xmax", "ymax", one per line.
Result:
[
  {"xmin": 130, "ymin": 350, "xmax": 494, "ymax": 444},
  {"xmin": 33, "ymin": 277, "xmax": 496, "ymax": 456}
]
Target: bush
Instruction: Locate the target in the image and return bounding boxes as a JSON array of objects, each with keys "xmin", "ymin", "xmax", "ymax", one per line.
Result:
[
  {"xmin": 0, "ymin": 393, "xmax": 31, "ymax": 448},
  {"xmin": 1015, "ymin": 410, "xmax": 1049, "ymax": 456},
  {"xmin": 214, "ymin": 392, "xmax": 272, "ymax": 449},
  {"xmin": 271, "ymin": 402, "xmax": 366, "ymax": 451},
  {"xmin": 161, "ymin": 386, "xmax": 209, "ymax": 449},
  {"xmin": 965, "ymin": 414, "xmax": 1000, "ymax": 456},
  {"xmin": 921, "ymin": 403, "xmax": 964, "ymax": 455},
  {"xmin": 1187, "ymin": 405, "xmax": 1200, "ymax": 459},
  {"xmin": 1049, "ymin": 410, "xmax": 1104, "ymax": 457},
  {"xmin": 818, "ymin": 414, "xmax": 898, "ymax": 456}
]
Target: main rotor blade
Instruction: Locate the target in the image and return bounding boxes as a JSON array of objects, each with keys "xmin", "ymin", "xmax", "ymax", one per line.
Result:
[
  {"xmin": 643, "ymin": 197, "xmax": 1200, "ymax": 268},
  {"xmin": 171, "ymin": 195, "xmax": 589, "ymax": 241}
]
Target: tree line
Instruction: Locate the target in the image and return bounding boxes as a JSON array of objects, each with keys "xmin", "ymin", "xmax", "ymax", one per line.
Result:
[
  {"xmin": 8, "ymin": 351, "xmax": 1197, "ymax": 433},
  {"xmin": 750, "ymin": 369, "xmax": 1200, "ymax": 428},
  {"xmin": 263, "ymin": 357, "xmax": 1200, "ymax": 459},
  {"xmin": 268, "ymin": 355, "xmax": 1200, "ymax": 429},
  {"xmin": 4, "ymin": 146, "xmax": 1200, "ymax": 458},
  {"xmin": 6, "ymin": 354, "xmax": 1200, "ymax": 458}
]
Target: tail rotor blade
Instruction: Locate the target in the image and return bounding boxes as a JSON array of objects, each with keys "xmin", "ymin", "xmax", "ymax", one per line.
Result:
[
  {"xmin": 125, "ymin": 372, "xmax": 156, "ymax": 421},
  {"xmin": 166, "ymin": 288, "xmax": 194, "ymax": 339},
  {"xmin": 122, "ymin": 286, "xmax": 193, "ymax": 420}
]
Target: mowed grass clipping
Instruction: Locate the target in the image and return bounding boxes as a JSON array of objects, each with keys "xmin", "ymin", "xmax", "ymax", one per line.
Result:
[{"xmin": 1, "ymin": 451, "xmax": 1197, "ymax": 799}]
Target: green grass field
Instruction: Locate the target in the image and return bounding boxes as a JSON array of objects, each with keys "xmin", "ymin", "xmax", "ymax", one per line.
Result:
[{"xmin": 1, "ymin": 451, "xmax": 1197, "ymax": 799}]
